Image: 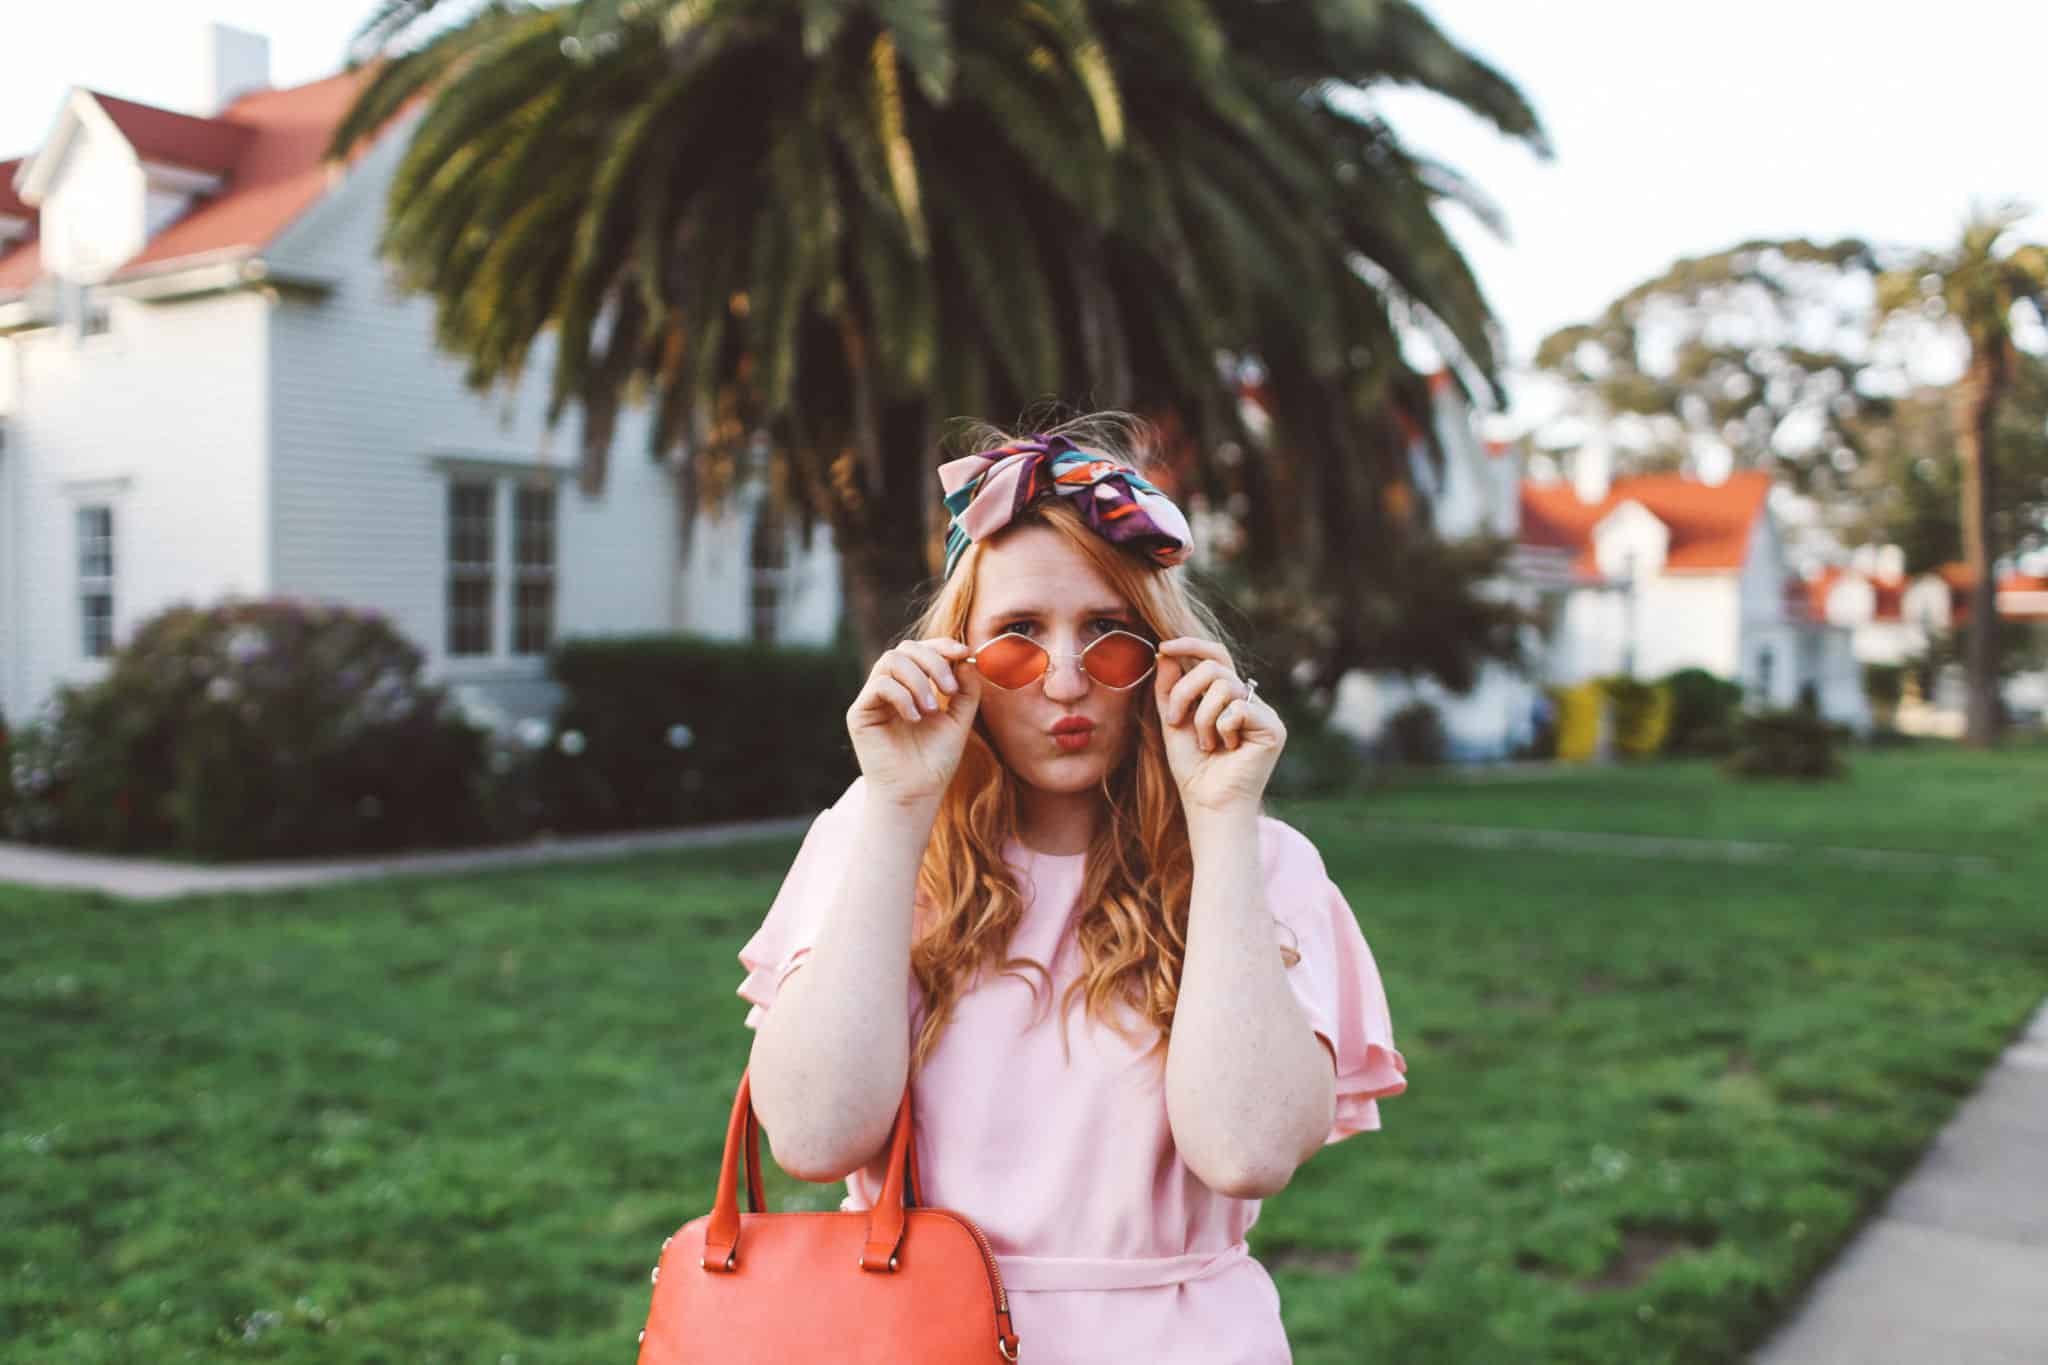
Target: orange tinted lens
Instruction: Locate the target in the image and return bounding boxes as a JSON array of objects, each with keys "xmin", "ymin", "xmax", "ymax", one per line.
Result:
[
  {"xmin": 1083, "ymin": 632, "xmax": 1156, "ymax": 688},
  {"xmin": 975, "ymin": 634, "xmax": 1048, "ymax": 689}
]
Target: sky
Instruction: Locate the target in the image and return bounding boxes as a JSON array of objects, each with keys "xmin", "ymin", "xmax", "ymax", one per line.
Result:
[{"xmin": 7, "ymin": 1, "xmax": 2048, "ymax": 434}]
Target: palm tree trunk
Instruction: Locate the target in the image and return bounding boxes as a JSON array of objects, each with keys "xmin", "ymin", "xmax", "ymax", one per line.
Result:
[
  {"xmin": 1956, "ymin": 351, "xmax": 2008, "ymax": 747},
  {"xmin": 839, "ymin": 536, "xmax": 929, "ymax": 662}
]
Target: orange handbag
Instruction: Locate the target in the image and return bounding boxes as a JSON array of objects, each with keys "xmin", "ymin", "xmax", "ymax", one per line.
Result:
[{"xmin": 635, "ymin": 1067, "xmax": 1021, "ymax": 1363}]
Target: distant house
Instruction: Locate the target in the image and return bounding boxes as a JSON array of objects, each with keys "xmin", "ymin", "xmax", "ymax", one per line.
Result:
[
  {"xmin": 1319, "ymin": 371, "xmax": 1549, "ymax": 761},
  {"xmin": 0, "ymin": 26, "xmax": 839, "ymax": 733},
  {"xmin": 1517, "ymin": 463, "xmax": 1868, "ymax": 730},
  {"xmin": 1800, "ymin": 554, "xmax": 1927, "ymax": 667},
  {"xmin": 1891, "ymin": 562, "xmax": 2048, "ymax": 730}
]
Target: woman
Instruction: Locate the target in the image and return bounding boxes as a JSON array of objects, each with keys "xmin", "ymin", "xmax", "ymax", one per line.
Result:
[{"xmin": 737, "ymin": 416, "xmax": 1406, "ymax": 1363}]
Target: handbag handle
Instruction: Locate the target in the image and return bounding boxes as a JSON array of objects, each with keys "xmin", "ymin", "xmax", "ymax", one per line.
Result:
[{"xmin": 701, "ymin": 1066, "xmax": 925, "ymax": 1273}]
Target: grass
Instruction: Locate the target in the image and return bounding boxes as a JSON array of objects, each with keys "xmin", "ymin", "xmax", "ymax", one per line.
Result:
[{"xmin": 3, "ymin": 743, "xmax": 2045, "ymax": 1362}]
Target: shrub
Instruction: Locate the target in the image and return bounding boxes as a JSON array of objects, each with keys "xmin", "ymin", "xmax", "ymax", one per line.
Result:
[
  {"xmin": 1261, "ymin": 681, "xmax": 1366, "ymax": 797},
  {"xmin": 1593, "ymin": 675, "xmax": 1674, "ymax": 758},
  {"xmin": 1382, "ymin": 700, "xmax": 1448, "ymax": 767},
  {"xmin": 1723, "ymin": 707, "xmax": 1848, "ymax": 780},
  {"xmin": 533, "ymin": 634, "xmax": 867, "ymax": 833},
  {"xmin": 4, "ymin": 599, "xmax": 494, "ymax": 859},
  {"xmin": 1659, "ymin": 667, "xmax": 1743, "ymax": 756},
  {"xmin": 1549, "ymin": 682, "xmax": 1606, "ymax": 761},
  {"xmin": 1861, "ymin": 663, "xmax": 1906, "ymax": 708}
]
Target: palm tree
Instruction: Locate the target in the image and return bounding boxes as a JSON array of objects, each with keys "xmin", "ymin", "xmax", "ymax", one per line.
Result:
[
  {"xmin": 1877, "ymin": 206, "xmax": 2048, "ymax": 746},
  {"xmin": 334, "ymin": 0, "xmax": 1549, "ymax": 665}
]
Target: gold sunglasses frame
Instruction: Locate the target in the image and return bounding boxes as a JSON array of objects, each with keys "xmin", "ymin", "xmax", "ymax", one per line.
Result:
[{"xmin": 962, "ymin": 628, "xmax": 1160, "ymax": 692}]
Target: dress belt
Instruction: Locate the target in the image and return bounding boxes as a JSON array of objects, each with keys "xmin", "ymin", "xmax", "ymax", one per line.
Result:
[{"xmin": 994, "ymin": 1239, "xmax": 1252, "ymax": 1292}]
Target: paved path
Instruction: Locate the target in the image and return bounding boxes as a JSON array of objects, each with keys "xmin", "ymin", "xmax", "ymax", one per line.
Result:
[
  {"xmin": 1751, "ymin": 997, "xmax": 2048, "ymax": 1364},
  {"xmin": 0, "ymin": 815, "xmax": 813, "ymax": 903}
]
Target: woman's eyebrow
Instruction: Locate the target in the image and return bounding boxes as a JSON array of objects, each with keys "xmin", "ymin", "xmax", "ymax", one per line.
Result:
[{"xmin": 989, "ymin": 604, "xmax": 1131, "ymax": 619}]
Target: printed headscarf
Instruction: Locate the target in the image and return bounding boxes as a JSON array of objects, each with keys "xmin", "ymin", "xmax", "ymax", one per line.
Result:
[{"xmin": 937, "ymin": 434, "xmax": 1193, "ymax": 580}]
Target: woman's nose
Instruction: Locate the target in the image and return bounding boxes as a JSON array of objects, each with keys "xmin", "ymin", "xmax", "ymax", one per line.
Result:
[{"xmin": 1043, "ymin": 644, "xmax": 1090, "ymax": 698}]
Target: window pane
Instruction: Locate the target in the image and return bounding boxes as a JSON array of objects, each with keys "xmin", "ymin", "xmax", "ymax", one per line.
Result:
[
  {"xmin": 514, "ymin": 485, "xmax": 555, "ymax": 570},
  {"xmin": 81, "ymin": 591, "xmax": 114, "ymax": 658},
  {"xmin": 447, "ymin": 480, "xmax": 495, "ymax": 656},
  {"xmin": 749, "ymin": 500, "xmax": 786, "ymax": 643},
  {"xmin": 448, "ymin": 576, "xmax": 492, "ymax": 656},
  {"xmin": 514, "ymin": 580, "xmax": 554, "ymax": 656},
  {"xmin": 78, "ymin": 505, "xmax": 114, "ymax": 579},
  {"xmin": 512, "ymin": 484, "xmax": 555, "ymax": 656},
  {"xmin": 448, "ymin": 481, "xmax": 494, "ymax": 567}
]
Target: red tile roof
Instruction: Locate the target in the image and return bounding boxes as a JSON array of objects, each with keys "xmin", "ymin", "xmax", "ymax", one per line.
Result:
[
  {"xmin": 89, "ymin": 91, "xmax": 256, "ymax": 174},
  {"xmin": 1518, "ymin": 470, "xmax": 1774, "ymax": 577},
  {"xmin": 1803, "ymin": 565, "xmax": 1907, "ymax": 623},
  {"xmin": 0, "ymin": 159, "xmax": 36, "ymax": 294},
  {"xmin": 0, "ymin": 158, "xmax": 31, "ymax": 220},
  {"xmin": 0, "ymin": 70, "xmax": 377, "ymax": 298},
  {"xmin": 1934, "ymin": 564, "xmax": 2048, "ymax": 622}
]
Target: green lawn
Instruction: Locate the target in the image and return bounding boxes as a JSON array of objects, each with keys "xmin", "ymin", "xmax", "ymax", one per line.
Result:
[{"xmin": 3, "ymin": 744, "xmax": 2045, "ymax": 1362}]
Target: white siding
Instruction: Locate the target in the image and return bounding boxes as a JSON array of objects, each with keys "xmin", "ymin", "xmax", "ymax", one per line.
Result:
[
  {"xmin": 675, "ymin": 488, "xmax": 841, "ymax": 645},
  {"xmin": 35, "ymin": 106, "xmax": 148, "ymax": 285},
  {"xmin": 1635, "ymin": 574, "xmax": 1741, "ymax": 679},
  {"xmin": 262, "ymin": 124, "xmax": 684, "ymax": 719},
  {"xmin": 0, "ymin": 290, "xmax": 269, "ymax": 722}
]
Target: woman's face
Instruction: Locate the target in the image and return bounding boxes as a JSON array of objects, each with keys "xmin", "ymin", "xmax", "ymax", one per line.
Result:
[{"xmin": 966, "ymin": 525, "xmax": 1151, "ymax": 795}]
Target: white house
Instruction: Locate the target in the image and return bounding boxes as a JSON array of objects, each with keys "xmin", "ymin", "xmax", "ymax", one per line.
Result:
[
  {"xmin": 1896, "ymin": 562, "xmax": 2048, "ymax": 731},
  {"xmin": 1320, "ymin": 371, "xmax": 1552, "ymax": 761},
  {"xmin": 1517, "ymin": 461, "xmax": 1868, "ymax": 730},
  {"xmin": 1800, "ymin": 554, "xmax": 1923, "ymax": 667},
  {"xmin": 0, "ymin": 27, "xmax": 840, "ymax": 735}
]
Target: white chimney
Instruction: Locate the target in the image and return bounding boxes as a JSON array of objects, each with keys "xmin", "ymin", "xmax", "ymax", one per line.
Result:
[
  {"xmin": 1571, "ymin": 436, "xmax": 1612, "ymax": 505},
  {"xmin": 196, "ymin": 24, "xmax": 271, "ymax": 116}
]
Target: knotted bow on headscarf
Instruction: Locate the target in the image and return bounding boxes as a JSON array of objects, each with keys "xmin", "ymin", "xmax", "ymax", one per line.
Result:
[{"xmin": 937, "ymin": 434, "xmax": 1193, "ymax": 580}]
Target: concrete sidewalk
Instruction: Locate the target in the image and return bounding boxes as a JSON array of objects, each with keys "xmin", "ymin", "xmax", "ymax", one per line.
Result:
[
  {"xmin": 0, "ymin": 814, "xmax": 812, "ymax": 902},
  {"xmin": 1752, "ymin": 997, "xmax": 2048, "ymax": 1364}
]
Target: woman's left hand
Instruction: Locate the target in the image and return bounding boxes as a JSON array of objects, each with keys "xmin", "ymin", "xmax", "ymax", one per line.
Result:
[{"xmin": 1153, "ymin": 637, "xmax": 1286, "ymax": 815}]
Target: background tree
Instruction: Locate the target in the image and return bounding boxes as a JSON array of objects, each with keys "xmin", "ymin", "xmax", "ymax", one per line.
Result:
[
  {"xmin": 334, "ymin": 0, "xmax": 1549, "ymax": 688},
  {"xmin": 1530, "ymin": 239, "xmax": 1895, "ymax": 548},
  {"xmin": 1876, "ymin": 206, "xmax": 2048, "ymax": 746},
  {"xmin": 1859, "ymin": 363, "xmax": 2048, "ymax": 574},
  {"xmin": 1531, "ymin": 234, "xmax": 2048, "ymax": 579}
]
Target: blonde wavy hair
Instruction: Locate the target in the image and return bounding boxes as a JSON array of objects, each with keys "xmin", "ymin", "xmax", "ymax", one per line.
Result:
[{"xmin": 899, "ymin": 411, "xmax": 1300, "ymax": 1078}]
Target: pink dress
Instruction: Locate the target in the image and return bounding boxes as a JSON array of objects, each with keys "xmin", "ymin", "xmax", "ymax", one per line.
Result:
[{"xmin": 736, "ymin": 776, "xmax": 1408, "ymax": 1364}]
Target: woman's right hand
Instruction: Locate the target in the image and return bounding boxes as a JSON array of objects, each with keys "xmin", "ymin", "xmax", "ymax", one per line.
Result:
[{"xmin": 846, "ymin": 636, "xmax": 983, "ymax": 807}]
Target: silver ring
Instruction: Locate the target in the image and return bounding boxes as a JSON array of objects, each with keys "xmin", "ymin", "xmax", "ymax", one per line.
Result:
[{"xmin": 1243, "ymin": 677, "xmax": 1259, "ymax": 704}]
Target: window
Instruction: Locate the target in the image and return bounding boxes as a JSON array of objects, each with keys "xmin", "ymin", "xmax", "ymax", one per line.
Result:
[
  {"xmin": 444, "ymin": 472, "xmax": 560, "ymax": 661},
  {"xmin": 512, "ymin": 483, "xmax": 556, "ymax": 656},
  {"xmin": 749, "ymin": 496, "xmax": 791, "ymax": 644},
  {"xmin": 447, "ymin": 480, "xmax": 495, "ymax": 656},
  {"xmin": 77, "ymin": 503, "xmax": 115, "ymax": 657}
]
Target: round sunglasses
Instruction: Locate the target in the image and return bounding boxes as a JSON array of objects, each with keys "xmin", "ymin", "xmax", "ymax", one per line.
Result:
[{"xmin": 963, "ymin": 628, "xmax": 1159, "ymax": 691}]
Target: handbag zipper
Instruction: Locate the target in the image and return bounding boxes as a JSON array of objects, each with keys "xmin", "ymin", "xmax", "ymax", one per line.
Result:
[{"xmin": 923, "ymin": 1208, "xmax": 1017, "ymax": 1359}]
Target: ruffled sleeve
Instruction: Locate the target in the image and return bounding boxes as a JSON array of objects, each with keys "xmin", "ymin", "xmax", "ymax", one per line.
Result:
[
  {"xmin": 1260, "ymin": 816, "xmax": 1409, "ymax": 1143},
  {"xmin": 735, "ymin": 776, "xmax": 866, "ymax": 1031}
]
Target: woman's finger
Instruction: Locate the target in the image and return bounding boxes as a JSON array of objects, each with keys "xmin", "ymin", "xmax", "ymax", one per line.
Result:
[
  {"xmin": 882, "ymin": 656, "xmax": 944, "ymax": 715},
  {"xmin": 1164, "ymin": 659, "xmax": 1227, "ymax": 725},
  {"xmin": 1217, "ymin": 698, "xmax": 1248, "ymax": 749},
  {"xmin": 870, "ymin": 673, "xmax": 923, "ymax": 724},
  {"xmin": 1159, "ymin": 636, "xmax": 1230, "ymax": 668},
  {"xmin": 1191, "ymin": 677, "xmax": 1243, "ymax": 751},
  {"xmin": 898, "ymin": 639, "xmax": 961, "ymax": 695}
]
